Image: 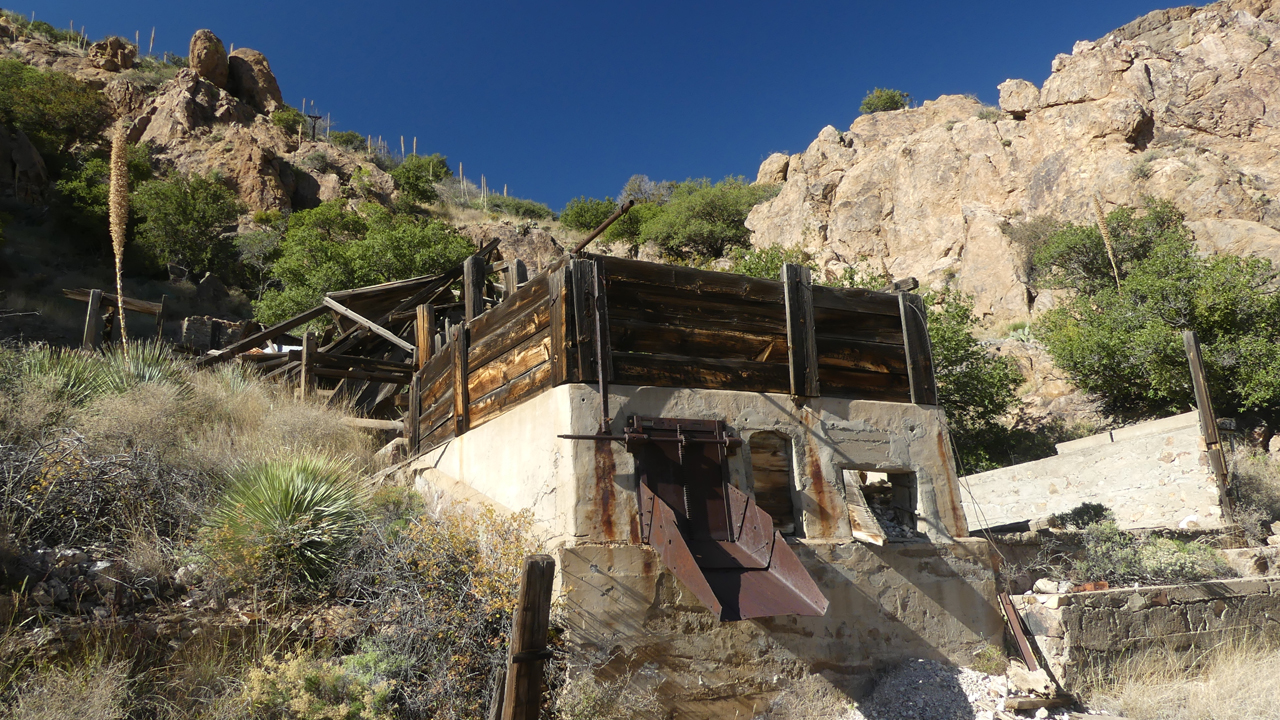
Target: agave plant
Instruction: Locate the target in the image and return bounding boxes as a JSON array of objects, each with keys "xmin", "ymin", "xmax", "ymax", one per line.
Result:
[
  {"xmin": 204, "ymin": 456, "xmax": 369, "ymax": 591},
  {"xmin": 20, "ymin": 339, "xmax": 188, "ymax": 404}
]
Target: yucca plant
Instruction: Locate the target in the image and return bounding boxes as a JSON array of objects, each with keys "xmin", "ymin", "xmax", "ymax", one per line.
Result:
[
  {"xmin": 203, "ymin": 457, "xmax": 368, "ymax": 594},
  {"xmin": 21, "ymin": 339, "xmax": 188, "ymax": 404}
]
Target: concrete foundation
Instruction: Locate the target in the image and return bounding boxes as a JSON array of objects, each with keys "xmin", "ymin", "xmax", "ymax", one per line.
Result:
[{"xmin": 402, "ymin": 383, "xmax": 1003, "ymax": 714}]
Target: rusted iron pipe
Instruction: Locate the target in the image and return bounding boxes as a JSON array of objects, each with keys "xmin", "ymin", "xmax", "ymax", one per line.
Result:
[{"xmin": 571, "ymin": 199, "xmax": 636, "ymax": 254}]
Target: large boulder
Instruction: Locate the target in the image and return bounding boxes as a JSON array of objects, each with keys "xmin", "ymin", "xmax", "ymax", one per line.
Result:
[
  {"xmin": 227, "ymin": 48, "xmax": 283, "ymax": 115},
  {"xmin": 755, "ymin": 153, "xmax": 790, "ymax": 185},
  {"xmin": 0, "ymin": 123, "xmax": 48, "ymax": 205},
  {"xmin": 129, "ymin": 70, "xmax": 257, "ymax": 145},
  {"xmin": 87, "ymin": 36, "xmax": 136, "ymax": 72},
  {"xmin": 188, "ymin": 29, "xmax": 228, "ymax": 89}
]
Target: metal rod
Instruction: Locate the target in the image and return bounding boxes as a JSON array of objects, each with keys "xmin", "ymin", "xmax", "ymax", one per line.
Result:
[{"xmin": 571, "ymin": 199, "xmax": 636, "ymax": 254}]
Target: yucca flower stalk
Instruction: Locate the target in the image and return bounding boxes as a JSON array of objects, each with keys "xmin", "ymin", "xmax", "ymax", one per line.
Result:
[
  {"xmin": 1093, "ymin": 192, "xmax": 1123, "ymax": 295},
  {"xmin": 109, "ymin": 123, "xmax": 130, "ymax": 361}
]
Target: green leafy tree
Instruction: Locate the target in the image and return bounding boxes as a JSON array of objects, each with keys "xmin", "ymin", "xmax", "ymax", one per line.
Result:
[
  {"xmin": 560, "ymin": 196, "xmax": 616, "ymax": 232},
  {"xmin": 0, "ymin": 59, "xmax": 110, "ymax": 159},
  {"xmin": 1034, "ymin": 198, "xmax": 1280, "ymax": 432},
  {"xmin": 54, "ymin": 143, "xmax": 154, "ymax": 245},
  {"xmin": 390, "ymin": 153, "xmax": 451, "ymax": 203},
  {"xmin": 255, "ymin": 201, "xmax": 474, "ymax": 324},
  {"xmin": 270, "ymin": 106, "xmax": 305, "ymax": 137},
  {"xmin": 724, "ymin": 244, "xmax": 813, "ymax": 278},
  {"xmin": 636, "ymin": 177, "xmax": 780, "ymax": 259},
  {"xmin": 860, "ymin": 88, "xmax": 910, "ymax": 114},
  {"xmin": 132, "ymin": 171, "xmax": 245, "ymax": 276},
  {"xmin": 618, "ymin": 174, "xmax": 675, "ymax": 205},
  {"xmin": 602, "ymin": 201, "xmax": 664, "ymax": 245},
  {"xmin": 328, "ymin": 130, "xmax": 366, "ymax": 152}
]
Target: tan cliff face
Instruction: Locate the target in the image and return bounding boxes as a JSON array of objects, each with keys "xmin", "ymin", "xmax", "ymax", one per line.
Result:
[{"xmin": 747, "ymin": 0, "xmax": 1280, "ymax": 323}]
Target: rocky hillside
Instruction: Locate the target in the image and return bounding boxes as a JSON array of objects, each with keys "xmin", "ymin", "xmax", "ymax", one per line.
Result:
[{"xmin": 748, "ymin": 0, "xmax": 1280, "ymax": 323}]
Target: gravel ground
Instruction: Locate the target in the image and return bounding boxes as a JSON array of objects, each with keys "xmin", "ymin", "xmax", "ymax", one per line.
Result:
[{"xmin": 844, "ymin": 658, "xmax": 1076, "ymax": 720}]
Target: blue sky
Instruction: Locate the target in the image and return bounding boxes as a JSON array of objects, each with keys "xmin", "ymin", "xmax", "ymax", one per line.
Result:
[{"xmin": 37, "ymin": 0, "xmax": 1181, "ymax": 210}]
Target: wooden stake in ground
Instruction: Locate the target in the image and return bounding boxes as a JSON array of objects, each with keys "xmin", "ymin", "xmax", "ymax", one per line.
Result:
[
  {"xmin": 1093, "ymin": 193, "xmax": 1123, "ymax": 294},
  {"xmin": 109, "ymin": 125, "xmax": 130, "ymax": 360}
]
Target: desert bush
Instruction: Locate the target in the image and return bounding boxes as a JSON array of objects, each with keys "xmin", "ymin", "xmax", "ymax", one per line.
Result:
[
  {"xmin": 298, "ymin": 151, "xmax": 332, "ymax": 174},
  {"xmin": 723, "ymin": 244, "xmax": 812, "ymax": 279},
  {"xmin": 1072, "ymin": 521, "xmax": 1233, "ymax": 585},
  {"xmin": 617, "ymin": 175, "xmax": 675, "ymax": 206},
  {"xmin": 241, "ymin": 651, "xmax": 396, "ymax": 720},
  {"xmin": 18, "ymin": 340, "xmax": 189, "ymax": 408},
  {"xmin": 389, "ymin": 153, "xmax": 450, "ymax": 204},
  {"xmin": 860, "ymin": 88, "xmax": 909, "ymax": 114},
  {"xmin": 550, "ymin": 662, "xmax": 663, "ymax": 720},
  {"xmin": 2, "ymin": 657, "xmax": 130, "ymax": 720},
  {"xmin": 336, "ymin": 502, "xmax": 537, "ymax": 719},
  {"xmin": 601, "ymin": 201, "xmax": 663, "ymax": 246},
  {"xmin": 133, "ymin": 171, "xmax": 245, "ymax": 277},
  {"xmin": 1054, "ymin": 501, "xmax": 1112, "ymax": 530},
  {"xmin": 478, "ymin": 194, "xmax": 554, "ymax": 220},
  {"xmin": 328, "ymin": 130, "xmax": 366, "ymax": 152},
  {"xmin": 636, "ymin": 177, "xmax": 780, "ymax": 259},
  {"xmin": 0, "ymin": 59, "xmax": 110, "ymax": 158},
  {"xmin": 976, "ymin": 106, "xmax": 1001, "ymax": 122},
  {"xmin": 1229, "ymin": 448, "xmax": 1280, "ymax": 544},
  {"xmin": 560, "ymin": 196, "xmax": 616, "ymax": 232},
  {"xmin": 202, "ymin": 457, "xmax": 369, "ymax": 598},
  {"xmin": 270, "ymin": 106, "xmax": 306, "ymax": 138}
]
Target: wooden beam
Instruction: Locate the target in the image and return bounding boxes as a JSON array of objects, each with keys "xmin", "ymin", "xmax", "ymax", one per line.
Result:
[
  {"xmin": 782, "ymin": 263, "xmax": 819, "ymax": 397},
  {"xmin": 500, "ymin": 554, "xmax": 556, "ymax": 720},
  {"xmin": 416, "ymin": 304, "xmax": 435, "ymax": 369},
  {"xmin": 341, "ymin": 417, "xmax": 404, "ymax": 432},
  {"xmin": 547, "ymin": 266, "xmax": 569, "ymax": 385},
  {"xmin": 197, "ymin": 305, "xmax": 329, "ymax": 367},
  {"xmin": 300, "ymin": 331, "xmax": 316, "ymax": 398},
  {"xmin": 452, "ymin": 325, "xmax": 470, "ymax": 435},
  {"xmin": 570, "ymin": 259, "xmax": 596, "ymax": 382},
  {"xmin": 899, "ymin": 293, "xmax": 938, "ymax": 405},
  {"xmin": 463, "ymin": 254, "xmax": 487, "ymax": 324},
  {"xmin": 1184, "ymin": 330, "xmax": 1229, "ymax": 499},
  {"xmin": 323, "ymin": 296, "xmax": 415, "ymax": 353},
  {"xmin": 407, "ymin": 374, "xmax": 421, "ymax": 453},
  {"xmin": 504, "ymin": 258, "xmax": 528, "ymax": 298},
  {"xmin": 63, "ymin": 288, "xmax": 163, "ymax": 315},
  {"xmin": 82, "ymin": 288, "xmax": 103, "ymax": 350}
]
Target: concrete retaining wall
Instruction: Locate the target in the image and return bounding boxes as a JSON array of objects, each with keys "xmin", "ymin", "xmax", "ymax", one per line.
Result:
[
  {"xmin": 961, "ymin": 412, "xmax": 1227, "ymax": 531},
  {"xmin": 1012, "ymin": 577, "xmax": 1280, "ymax": 689}
]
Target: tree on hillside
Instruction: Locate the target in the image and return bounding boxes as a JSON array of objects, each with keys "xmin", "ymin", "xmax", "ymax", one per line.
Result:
[
  {"xmin": 636, "ymin": 177, "xmax": 780, "ymax": 259},
  {"xmin": 1032, "ymin": 198, "xmax": 1280, "ymax": 438},
  {"xmin": 560, "ymin": 196, "xmax": 616, "ymax": 232},
  {"xmin": 0, "ymin": 59, "xmax": 110, "ymax": 160},
  {"xmin": 132, "ymin": 171, "xmax": 244, "ymax": 277},
  {"xmin": 254, "ymin": 200, "xmax": 473, "ymax": 324},
  {"xmin": 390, "ymin": 153, "xmax": 452, "ymax": 204},
  {"xmin": 55, "ymin": 143, "xmax": 154, "ymax": 247}
]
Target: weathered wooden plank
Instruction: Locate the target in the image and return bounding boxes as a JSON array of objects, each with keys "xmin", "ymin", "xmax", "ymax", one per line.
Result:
[
  {"xmin": 810, "ymin": 283, "xmax": 901, "ymax": 318},
  {"xmin": 500, "ymin": 555, "xmax": 556, "ymax": 720},
  {"xmin": 605, "ymin": 282, "xmax": 788, "ymax": 338},
  {"xmin": 611, "ymin": 352, "xmax": 792, "ymax": 394},
  {"xmin": 407, "ymin": 374, "xmax": 421, "ymax": 452},
  {"xmin": 340, "ymin": 417, "xmax": 404, "ymax": 432},
  {"xmin": 419, "ymin": 354, "xmax": 454, "ymax": 408},
  {"xmin": 309, "ymin": 352, "xmax": 415, "ymax": 373},
  {"xmin": 420, "ymin": 411, "xmax": 457, "ymax": 450},
  {"xmin": 812, "ymin": 304, "xmax": 906, "ymax": 344},
  {"xmin": 597, "ymin": 255, "xmax": 785, "ymax": 304},
  {"xmin": 419, "ymin": 387, "xmax": 454, "ymax": 432},
  {"xmin": 609, "ymin": 317, "xmax": 788, "ymax": 363},
  {"xmin": 749, "ymin": 431, "xmax": 796, "ymax": 534},
  {"xmin": 197, "ymin": 305, "xmax": 329, "ymax": 366},
  {"xmin": 815, "ymin": 365, "xmax": 913, "ymax": 403},
  {"xmin": 469, "ymin": 330, "xmax": 552, "ymax": 400},
  {"xmin": 155, "ymin": 295, "xmax": 167, "ymax": 337},
  {"xmin": 570, "ymin": 259, "xmax": 596, "ymax": 382},
  {"xmin": 1184, "ymin": 330, "xmax": 1228, "ymax": 484},
  {"xmin": 815, "ymin": 336, "xmax": 909, "ymax": 375},
  {"xmin": 323, "ymin": 296, "xmax": 415, "ymax": 353},
  {"xmin": 548, "ymin": 265, "xmax": 569, "ymax": 385},
  {"xmin": 783, "ymin": 263, "xmax": 820, "ymax": 397},
  {"xmin": 309, "ymin": 367, "xmax": 411, "ymax": 385},
  {"xmin": 593, "ymin": 257, "xmax": 613, "ymax": 384},
  {"xmin": 263, "ymin": 359, "xmax": 301, "ymax": 381},
  {"xmin": 416, "ymin": 304, "xmax": 434, "ymax": 369},
  {"xmin": 468, "ymin": 276, "xmax": 548, "ymax": 341},
  {"xmin": 82, "ymin": 288, "xmax": 103, "ymax": 350},
  {"xmin": 452, "ymin": 326, "xmax": 470, "ymax": 435},
  {"xmin": 468, "ymin": 298, "xmax": 550, "ymax": 370},
  {"xmin": 64, "ymin": 288, "xmax": 164, "ymax": 315},
  {"xmin": 898, "ymin": 293, "xmax": 937, "ymax": 405},
  {"xmin": 463, "ymin": 254, "xmax": 488, "ymax": 324},
  {"xmin": 469, "ymin": 361, "xmax": 553, "ymax": 430},
  {"xmin": 300, "ymin": 331, "xmax": 317, "ymax": 398}
]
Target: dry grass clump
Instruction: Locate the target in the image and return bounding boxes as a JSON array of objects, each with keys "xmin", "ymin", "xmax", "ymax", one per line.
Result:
[
  {"xmin": 2, "ymin": 656, "xmax": 130, "ymax": 720},
  {"xmin": 1229, "ymin": 446, "xmax": 1280, "ymax": 544},
  {"xmin": 1085, "ymin": 638, "xmax": 1280, "ymax": 720}
]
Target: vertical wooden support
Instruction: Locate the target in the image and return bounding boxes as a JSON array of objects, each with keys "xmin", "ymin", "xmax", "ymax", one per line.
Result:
[
  {"xmin": 547, "ymin": 266, "xmax": 569, "ymax": 386},
  {"xmin": 452, "ymin": 325, "xmax": 470, "ymax": 435},
  {"xmin": 1184, "ymin": 331, "xmax": 1230, "ymax": 507},
  {"xmin": 503, "ymin": 258, "xmax": 528, "ymax": 298},
  {"xmin": 781, "ymin": 264, "xmax": 819, "ymax": 397},
  {"xmin": 155, "ymin": 294, "xmax": 166, "ymax": 339},
  {"xmin": 82, "ymin": 288, "xmax": 103, "ymax": 350},
  {"xmin": 500, "ymin": 554, "xmax": 556, "ymax": 720},
  {"xmin": 463, "ymin": 254, "xmax": 487, "ymax": 324},
  {"xmin": 592, "ymin": 258, "xmax": 613, "ymax": 385},
  {"xmin": 407, "ymin": 372, "xmax": 421, "ymax": 454},
  {"xmin": 899, "ymin": 293, "xmax": 938, "ymax": 405},
  {"xmin": 300, "ymin": 331, "xmax": 316, "ymax": 398},
  {"xmin": 415, "ymin": 303, "xmax": 435, "ymax": 369},
  {"xmin": 570, "ymin": 259, "xmax": 597, "ymax": 383}
]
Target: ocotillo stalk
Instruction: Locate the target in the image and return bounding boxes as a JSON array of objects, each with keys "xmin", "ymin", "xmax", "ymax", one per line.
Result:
[
  {"xmin": 1093, "ymin": 193, "xmax": 1123, "ymax": 295},
  {"xmin": 149, "ymin": 27, "xmax": 154, "ymax": 56},
  {"xmin": 109, "ymin": 125, "xmax": 130, "ymax": 360}
]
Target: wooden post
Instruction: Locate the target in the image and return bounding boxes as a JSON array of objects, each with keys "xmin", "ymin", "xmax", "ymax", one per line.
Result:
[
  {"xmin": 300, "ymin": 331, "xmax": 316, "ymax": 398},
  {"xmin": 82, "ymin": 288, "xmax": 103, "ymax": 350},
  {"xmin": 416, "ymin": 303, "xmax": 435, "ymax": 369},
  {"xmin": 1184, "ymin": 330, "xmax": 1230, "ymax": 511},
  {"xmin": 781, "ymin": 264, "xmax": 819, "ymax": 397},
  {"xmin": 407, "ymin": 372, "xmax": 421, "ymax": 454},
  {"xmin": 463, "ymin": 254, "xmax": 487, "ymax": 323},
  {"xmin": 500, "ymin": 554, "xmax": 556, "ymax": 720},
  {"xmin": 452, "ymin": 325, "xmax": 470, "ymax": 435},
  {"xmin": 504, "ymin": 258, "xmax": 528, "ymax": 298},
  {"xmin": 569, "ymin": 259, "xmax": 596, "ymax": 382},
  {"xmin": 899, "ymin": 293, "xmax": 938, "ymax": 405},
  {"xmin": 155, "ymin": 294, "xmax": 166, "ymax": 339},
  {"xmin": 547, "ymin": 266, "xmax": 569, "ymax": 386}
]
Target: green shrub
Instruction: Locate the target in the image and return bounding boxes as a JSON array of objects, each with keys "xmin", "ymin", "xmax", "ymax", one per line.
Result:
[
  {"xmin": 270, "ymin": 106, "xmax": 306, "ymax": 137},
  {"xmin": 860, "ymin": 87, "xmax": 910, "ymax": 115},
  {"xmin": 0, "ymin": 59, "xmax": 110, "ymax": 158},
  {"xmin": 328, "ymin": 130, "xmax": 366, "ymax": 152},
  {"xmin": 559, "ymin": 196, "xmax": 617, "ymax": 232},
  {"xmin": 1072, "ymin": 521, "xmax": 1233, "ymax": 585},
  {"xmin": 203, "ymin": 457, "xmax": 368, "ymax": 595},
  {"xmin": 54, "ymin": 142, "xmax": 154, "ymax": 245},
  {"xmin": 976, "ymin": 106, "xmax": 1001, "ymax": 122},
  {"xmin": 243, "ymin": 651, "xmax": 396, "ymax": 720},
  {"xmin": 617, "ymin": 174, "xmax": 675, "ymax": 205},
  {"xmin": 724, "ymin": 244, "xmax": 813, "ymax": 279},
  {"xmin": 132, "ymin": 170, "xmax": 245, "ymax": 276},
  {"xmin": 298, "ymin": 150, "xmax": 332, "ymax": 173},
  {"xmin": 480, "ymin": 194, "xmax": 554, "ymax": 220},
  {"xmin": 254, "ymin": 201, "xmax": 474, "ymax": 324},
  {"xmin": 389, "ymin": 153, "xmax": 450, "ymax": 203},
  {"xmin": 637, "ymin": 177, "xmax": 780, "ymax": 258},
  {"xmin": 601, "ymin": 200, "xmax": 664, "ymax": 246},
  {"xmin": 1054, "ymin": 501, "xmax": 1113, "ymax": 530}
]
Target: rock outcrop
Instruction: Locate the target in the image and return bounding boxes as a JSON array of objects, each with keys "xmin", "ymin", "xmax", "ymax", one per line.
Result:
[
  {"xmin": 87, "ymin": 37, "xmax": 135, "ymax": 72},
  {"xmin": 747, "ymin": 0, "xmax": 1280, "ymax": 323},
  {"xmin": 227, "ymin": 48, "xmax": 283, "ymax": 115},
  {"xmin": 188, "ymin": 29, "xmax": 228, "ymax": 89}
]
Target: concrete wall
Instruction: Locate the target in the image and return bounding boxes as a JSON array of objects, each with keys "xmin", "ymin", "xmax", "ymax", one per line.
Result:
[
  {"xmin": 961, "ymin": 412, "xmax": 1228, "ymax": 531},
  {"xmin": 1012, "ymin": 578, "xmax": 1280, "ymax": 689}
]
